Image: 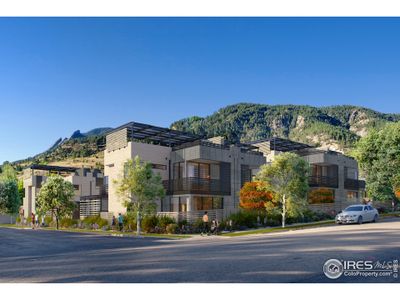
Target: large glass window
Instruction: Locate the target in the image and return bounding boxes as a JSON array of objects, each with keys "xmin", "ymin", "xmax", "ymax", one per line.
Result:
[
  {"xmin": 202, "ymin": 197, "xmax": 213, "ymax": 210},
  {"xmin": 308, "ymin": 188, "xmax": 335, "ymax": 204},
  {"xmin": 194, "ymin": 196, "xmax": 203, "ymax": 210},
  {"xmin": 193, "ymin": 197, "xmax": 224, "ymax": 210},
  {"xmin": 187, "ymin": 162, "xmax": 198, "ymax": 178},
  {"xmin": 179, "ymin": 197, "xmax": 188, "ymax": 212},
  {"xmin": 212, "ymin": 197, "xmax": 224, "ymax": 209},
  {"xmin": 187, "ymin": 162, "xmax": 210, "ymax": 178},
  {"xmin": 199, "ymin": 163, "xmax": 210, "ymax": 179},
  {"xmin": 173, "ymin": 162, "xmax": 184, "ymax": 179}
]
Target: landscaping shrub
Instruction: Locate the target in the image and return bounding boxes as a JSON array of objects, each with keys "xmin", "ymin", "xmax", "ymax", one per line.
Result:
[
  {"xmin": 192, "ymin": 218, "xmax": 205, "ymax": 233},
  {"xmin": 60, "ymin": 218, "xmax": 78, "ymax": 228},
  {"xmin": 82, "ymin": 215, "xmax": 108, "ymax": 229},
  {"xmin": 166, "ymin": 223, "xmax": 178, "ymax": 234},
  {"xmin": 229, "ymin": 210, "xmax": 258, "ymax": 229},
  {"xmin": 142, "ymin": 215, "xmax": 159, "ymax": 233},
  {"xmin": 123, "ymin": 213, "xmax": 137, "ymax": 231},
  {"xmin": 158, "ymin": 215, "xmax": 175, "ymax": 230},
  {"xmin": 44, "ymin": 216, "xmax": 53, "ymax": 227},
  {"xmin": 178, "ymin": 219, "xmax": 188, "ymax": 228},
  {"xmin": 264, "ymin": 214, "xmax": 281, "ymax": 226}
]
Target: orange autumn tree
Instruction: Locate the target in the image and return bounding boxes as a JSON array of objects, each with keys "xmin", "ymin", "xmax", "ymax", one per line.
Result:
[{"xmin": 239, "ymin": 181, "xmax": 273, "ymax": 210}]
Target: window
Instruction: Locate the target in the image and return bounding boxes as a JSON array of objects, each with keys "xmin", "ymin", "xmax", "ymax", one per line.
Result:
[
  {"xmin": 345, "ymin": 167, "xmax": 358, "ymax": 180},
  {"xmin": 187, "ymin": 162, "xmax": 211, "ymax": 179},
  {"xmin": 199, "ymin": 164, "xmax": 210, "ymax": 179},
  {"xmin": 173, "ymin": 162, "xmax": 184, "ymax": 179},
  {"xmin": 152, "ymin": 164, "xmax": 167, "ymax": 170},
  {"xmin": 347, "ymin": 191, "xmax": 358, "ymax": 199},
  {"xmin": 210, "ymin": 164, "xmax": 220, "ymax": 179},
  {"xmin": 308, "ymin": 188, "xmax": 335, "ymax": 204},
  {"xmin": 213, "ymin": 197, "xmax": 223, "ymax": 209},
  {"xmin": 161, "ymin": 197, "xmax": 171, "ymax": 212},
  {"xmin": 193, "ymin": 196, "xmax": 224, "ymax": 210},
  {"xmin": 194, "ymin": 196, "xmax": 203, "ymax": 210},
  {"xmin": 179, "ymin": 197, "xmax": 187, "ymax": 212},
  {"xmin": 344, "ymin": 205, "xmax": 363, "ymax": 212},
  {"xmin": 202, "ymin": 197, "xmax": 213, "ymax": 210},
  {"xmin": 187, "ymin": 162, "xmax": 197, "ymax": 178}
]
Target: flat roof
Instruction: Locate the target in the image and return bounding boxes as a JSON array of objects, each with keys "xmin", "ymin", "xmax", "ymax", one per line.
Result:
[
  {"xmin": 108, "ymin": 121, "xmax": 203, "ymax": 147},
  {"xmin": 29, "ymin": 164, "xmax": 78, "ymax": 173},
  {"xmin": 251, "ymin": 137, "xmax": 312, "ymax": 152}
]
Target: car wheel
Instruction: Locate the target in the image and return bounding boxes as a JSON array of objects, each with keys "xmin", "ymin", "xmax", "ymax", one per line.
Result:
[
  {"xmin": 373, "ymin": 215, "xmax": 378, "ymax": 223},
  {"xmin": 358, "ymin": 216, "xmax": 363, "ymax": 224}
]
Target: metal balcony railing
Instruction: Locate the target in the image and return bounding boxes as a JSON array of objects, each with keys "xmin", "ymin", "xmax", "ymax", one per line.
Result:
[
  {"xmin": 344, "ymin": 178, "xmax": 366, "ymax": 190},
  {"xmin": 309, "ymin": 176, "xmax": 338, "ymax": 188},
  {"xmin": 163, "ymin": 177, "xmax": 231, "ymax": 196}
]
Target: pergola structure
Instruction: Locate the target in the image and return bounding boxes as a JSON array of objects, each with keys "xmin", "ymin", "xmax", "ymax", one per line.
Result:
[
  {"xmin": 251, "ymin": 137, "xmax": 312, "ymax": 152},
  {"xmin": 29, "ymin": 164, "xmax": 78, "ymax": 173},
  {"xmin": 108, "ymin": 121, "xmax": 203, "ymax": 147}
]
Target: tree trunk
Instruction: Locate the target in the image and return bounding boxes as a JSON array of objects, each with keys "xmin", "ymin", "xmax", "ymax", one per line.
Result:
[
  {"xmin": 136, "ymin": 210, "xmax": 141, "ymax": 236},
  {"xmin": 282, "ymin": 194, "xmax": 286, "ymax": 228}
]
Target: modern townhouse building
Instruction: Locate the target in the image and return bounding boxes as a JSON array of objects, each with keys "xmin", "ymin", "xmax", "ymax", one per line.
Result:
[
  {"xmin": 104, "ymin": 122, "xmax": 366, "ymax": 221},
  {"xmin": 252, "ymin": 138, "xmax": 366, "ymax": 213},
  {"xmin": 104, "ymin": 122, "xmax": 265, "ymax": 222},
  {"xmin": 22, "ymin": 122, "xmax": 365, "ymax": 223},
  {"xmin": 22, "ymin": 165, "xmax": 107, "ymax": 219}
]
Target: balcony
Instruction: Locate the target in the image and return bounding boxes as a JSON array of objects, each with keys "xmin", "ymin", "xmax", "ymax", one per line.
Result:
[
  {"xmin": 345, "ymin": 178, "xmax": 366, "ymax": 190},
  {"xmin": 309, "ymin": 176, "xmax": 338, "ymax": 188},
  {"xmin": 163, "ymin": 177, "xmax": 231, "ymax": 196}
]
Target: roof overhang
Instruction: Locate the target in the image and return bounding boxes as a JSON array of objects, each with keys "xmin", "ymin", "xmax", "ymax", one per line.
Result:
[{"xmin": 107, "ymin": 121, "xmax": 203, "ymax": 147}]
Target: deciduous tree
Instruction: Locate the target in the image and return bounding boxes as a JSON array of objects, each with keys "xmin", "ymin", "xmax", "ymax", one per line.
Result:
[
  {"xmin": 115, "ymin": 156, "xmax": 166, "ymax": 235},
  {"xmin": 239, "ymin": 181, "xmax": 273, "ymax": 210},
  {"xmin": 36, "ymin": 175, "xmax": 75, "ymax": 229},
  {"xmin": 256, "ymin": 152, "xmax": 310, "ymax": 228},
  {"xmin": 0, "ymin": 180, "xmax": 20, "ymax": 214},
  {"xmin": 354, "ymin": 122, "xmax": 400, "ymax": 208}
]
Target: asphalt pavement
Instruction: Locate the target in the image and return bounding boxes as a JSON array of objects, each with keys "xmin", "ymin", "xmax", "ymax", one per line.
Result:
[{"xmin": 0, "ymin": 218, "xmax": 399, "ymax": 283}]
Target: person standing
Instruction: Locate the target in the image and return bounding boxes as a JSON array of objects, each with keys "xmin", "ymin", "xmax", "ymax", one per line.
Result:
[
  {"xmin": 228, "ymin": 219, "xmax": 233, "ymax": 232},
  {"xmin": 118, "ymin": 213, "xmax": 123, "ymax": 232},
  {"xmin": 112, "ymin": 215, "xmax": 116, "ymax": 230},
  {"xmin": 19, "ymin": 207, "xmax": 25, "ymax": 226},
  {"xmin": 31, "ymin": 212, "xmax": 35, "ymax": 229},
  {"xmin": 201, "ymin": 211, "xmax": 209, "ymax": 236}
]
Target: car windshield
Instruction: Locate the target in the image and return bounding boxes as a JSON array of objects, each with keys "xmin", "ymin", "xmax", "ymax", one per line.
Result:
[{"xmin": 344, "ymin": 206, "xmax": 363, "ymax": 212}]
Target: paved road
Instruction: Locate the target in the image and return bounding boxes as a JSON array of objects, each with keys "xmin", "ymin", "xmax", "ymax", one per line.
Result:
[{"xmin": 0, "ymin": 219, "xmax": 399, "ymax": 283}]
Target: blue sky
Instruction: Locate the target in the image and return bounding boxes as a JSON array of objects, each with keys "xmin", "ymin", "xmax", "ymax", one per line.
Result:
[{"xmin": 1, "ymin": 17, "xmax": 400, "ymax": 163}]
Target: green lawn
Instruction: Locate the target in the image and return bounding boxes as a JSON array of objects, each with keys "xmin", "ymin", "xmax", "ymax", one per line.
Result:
[
  {"xmin": 0, "ymin": 224, "xmax": 191, "ymax": 239},
  {"xmin": 2, "ymin": 212, "xmax": 399, "ymax": 239},
  {"xmin": 221, "ymin": 220, "xmax": 335, "ymax": 237}
]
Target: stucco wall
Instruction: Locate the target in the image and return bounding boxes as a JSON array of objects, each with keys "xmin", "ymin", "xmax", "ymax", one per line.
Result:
[{"xmin": 104, "ymin": 141, "xmax": 171, "ymax": 216}]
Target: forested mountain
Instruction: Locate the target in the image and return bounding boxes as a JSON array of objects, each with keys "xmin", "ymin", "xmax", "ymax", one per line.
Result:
[
  {"xmin": 171, "ymin": 103, "xmax": 400, "ymax": 152},
  {"xmin": 9, "ymin": 128, "xmax": 111, "ymax": 170},
  {"xmin": 7, "ymin": 103, "xmax": 400, "ymax": 171}
]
